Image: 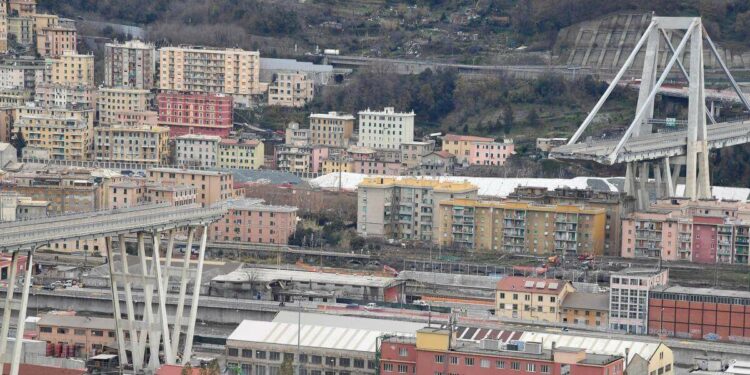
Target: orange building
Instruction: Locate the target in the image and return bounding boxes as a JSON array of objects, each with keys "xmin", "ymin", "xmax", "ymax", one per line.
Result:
[
  {"xmin": 147, "ymin": 167, "xmax": 233, "ymax": 207},
  {"xmin": 36, "ymin": 314, "xmax": 116, "ymax": 358},
  {"xmin": 209, "ymin": 198, "xmax": 298, "ymax": 245}
]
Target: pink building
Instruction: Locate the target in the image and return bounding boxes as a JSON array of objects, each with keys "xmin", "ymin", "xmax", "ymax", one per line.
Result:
[
  {"xmin": 352, "ymin": 160, "xmax": 401, "ymax": 175},
  {"xmin": 442, "ymin": 134, "xmax": 515, "ymax": 166},
  {"xmin": 209, "ymin": 198, "xmax": 298, "ymax": 244},
  {"xmin": 0, "ymin": 255, "xmax": 27, "ymax": 282},
  {"xmin": 310, "ymin": 146, "xmax": 331, "ymax": 174},
  {"xmin": 157, "ymin": 92, "xmax": 233, "ymax": 137}
]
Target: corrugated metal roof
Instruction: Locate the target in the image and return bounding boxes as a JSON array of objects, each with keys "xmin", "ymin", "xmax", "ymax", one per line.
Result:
[
  {"xmin": 273, "ymin": 311, "xmax": 426, "ymax": 333},
  {"xmin": 518, "ymin": 332, "xmax": 661, "ymax": 363}
]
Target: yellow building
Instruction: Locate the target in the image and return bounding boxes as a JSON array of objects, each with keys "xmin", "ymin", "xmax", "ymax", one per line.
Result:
[
  {"xmin": 7, "ymin": 16, "xmax": 32, "ymax": 46},
  {"xmin": 158, "ymin": 46, "xmax": 261, "ymax": 105},
  {"xmin": 560, "ymin": 291, "xmax": 609, "ymax": 328},
  {"xmin": 9, "ymin": 0, "xmax": 36, "ymax": 17},
  {"xmin": 268, "ymin": 72, "xmax": 314, "ymax": 108},
  {"xmin": 14, "ymin": 106, "xmax": 95, "ymax": 160},
  {"xmin": 218, "ymin": 139, "xmax": 264, "ymax": 170},
  {"xmin": 94, "ymin": 124, "xmax": 170, "ymax": 164},
  {"xmin": 495, "ymin": 276, "xmax": 574, "ymax": 322},
  {"xmin": 437, "ymin": 199, "xmax": 606, "ymax": 255},
  {"xmin": 321, "ymin": 158, "xmax": 352, "ymax": 174},
  {"xmin": 49, "ymin": 50, "xmax": 95, "ymax": 86},
  {"xmin": 97, "ymin": 87, "xmax": 151, "ymax": 126},
  {"xmin": 0, "ymin": 3, "xmax": 7, "ymax": 53}
]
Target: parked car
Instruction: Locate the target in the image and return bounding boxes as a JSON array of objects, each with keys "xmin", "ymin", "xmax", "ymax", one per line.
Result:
[
  {"xmin": 412, "ymin": 300, "xmax": 428, "ymax": 306},
  {"xmin": 365, "ymin": 303, "xmax": 378, "ymax": 310}
]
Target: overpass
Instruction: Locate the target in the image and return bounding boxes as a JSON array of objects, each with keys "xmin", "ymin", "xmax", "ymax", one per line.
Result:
[
  {"xmin": 551, "ymin": 16, "xmax": 750, "ymax": 209},
  {"xmin": 0, "ymin": 203, "xmax": 226, "ymax": 375}
]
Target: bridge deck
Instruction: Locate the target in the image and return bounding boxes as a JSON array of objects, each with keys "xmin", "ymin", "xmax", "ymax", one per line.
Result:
[
  {"xmin": 0, "ymin": 203, "xmax": 226, "ymax": 252},
  {"xmin": 550, "ymin": 120, "xmax": 750, "ymax": 164}
]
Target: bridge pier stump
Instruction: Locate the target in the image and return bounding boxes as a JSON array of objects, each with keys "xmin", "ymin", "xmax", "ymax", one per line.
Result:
[
  {"xmin": 9, "ymin": 251, "xmax": 33, "ymax": 375},
  {"xmin": 0, "ymin": 251, "xmax": 19, "ymax": 375}
]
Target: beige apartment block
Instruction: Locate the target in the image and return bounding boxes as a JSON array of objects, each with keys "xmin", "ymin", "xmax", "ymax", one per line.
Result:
[
  {"xmin": 34, "ymin": 83, "xmax": 95, "ymax": 109},
  {"xmin": 147, "ymin": 167, "xmax": 233, "ymax": 207},
  {"xmin": 49, "ymin": 50, "xmax": 95, "ymax": 86},
  {"xmin": 104, "ymin": 39, "xmax": 156, "ymax": 89},
  {"xmin": 310, "ymin": 111, "xmax": 355, "ymax": 147},
  {"xmin": 7, "ymin": 16, "xmax": 32, "ymax": 46},
  {"xmin": 495, "ymin": 276, "xmax": 574, "ymax": 323},
  {"xmin": 14, "ymin": 105, "xmax": 94, "ymax": 160},
  {"xmin": 36, "ymin": 24, "xmax": 76, "ymax": 58},
  {"xmin": 174, "ymin": 134, "xmax": 220, "ymax": 168},
  {"xmin": 0, "ymin": 3, "xmax": 7, "ymax": 53},
  {"xmin": 94, "ymin": 124, "xmax": 169, "ymax": 164},
  {"xmin": 267, "ymin": 72, "xmax": 313, "ymax": 108},
  {"xmin": 158, "ymin": 46, "xmax": 261, "ymax": 103},
  {"xmin": 358, "ymin": 107, "xmax": 415, "ymax": 151},
  {"xmin": 97, "ymin": 87, "xmax": 151, "ymax": 126},
  {"xmin": 9, "ymin": 0, "xmax": 36, "ymax": 17}
]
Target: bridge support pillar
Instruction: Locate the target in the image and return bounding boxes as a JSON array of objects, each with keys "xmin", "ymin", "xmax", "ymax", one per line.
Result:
[
  {"xmin": 7, "ymin": 251, "xmax": 33, "ymax": 375},
  {"xmin": 0, "ymin": 252, "xmax": 19, "ymax": 375}
]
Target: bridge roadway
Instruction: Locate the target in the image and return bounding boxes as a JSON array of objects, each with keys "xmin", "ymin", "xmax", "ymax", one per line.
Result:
[
  {"xmin": 550, "ymin": 119, "xmax": 750, "ymax": 164},
  {"xmin": 0, "ymin": 203, "xmax": 226, "ymax": 252}
]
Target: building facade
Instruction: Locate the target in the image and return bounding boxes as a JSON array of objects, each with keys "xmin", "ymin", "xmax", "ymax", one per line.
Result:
[
  {"xmin": 442, "ymin": 134, "xmax": 515, "ymax": 166},
  {"xmin": 158, "ymin": 46, "xmax": 261, "ymax": 104},
  {"xmin": 436, "ymin": 200, "xmax": 606, "ymax": 255},
  {"xmin": 156, "ymin": 91, "xmax": 233, "ymax": 137},
  {"xmin": 609, "ymin": 268, "xmax": 669, "ymax": 334},
  {"xmin": 97, "ymin": 87, "xmax": 151, "ymax": 126},
  {"xmin": 358, "ymin": 107, "xmax": 415, "ymax": 151},
  {"xmin": 94, "ymin": 124, "xmax": 170, "ymax": 164},
  {"xmin": 400, "ymin": 141, "xmax": 434, "ymax": 169},
  {"xmin": 267, "ymin": 72, "xmax": 314, "ymax": 108},
  {"xmin": 36, "ymin": 24, "xmax": 76, "ymax": 58},
  {"xmin": 34, "ymin": 83, "xmax": 95, "ymax": 109},
  {"xmin": 36, "ymin": 314, "xmax": 115, "ymax": 358},
  {"xmin": 310, "ymin": 111, "xmax": 354, "ymax": 147},
  {"xmin": 0, "ymin": 57, "xmax": 47, "ymax": 90},
  {"xmin": 14, "ymin": 105, "xmax": 94, "ymax": 160},
  {"xmin": 218, "ymin": 139, "xmax": 264, "ymax": 170},
  {"xmin": 103, "ymin": 40, "xmax": 156, "ymax": 89},
  {"xmin": 146, "ymin": 167, "xmax": 233, "ymax": 207},
  {"xmin": 495, "ymin": 276, "xmax": 574, "ymax": 322},
  {"xmin": 174, "ymin": 134, "xmax": 220, "ymax": 167},
  {"xmin": 49, "ymin": 50, "xmax": 94, "ymax": 86},
  {"xmin": 209, "ymin": 198, "xmax": 297, "ymax": 244},
  {"xmin": 561, "ymin": 291, "xmax": 610, "ymax": 328},
  {"xmin": 356, "ymin": 177, "xmax": 478, "ymax": 241}
]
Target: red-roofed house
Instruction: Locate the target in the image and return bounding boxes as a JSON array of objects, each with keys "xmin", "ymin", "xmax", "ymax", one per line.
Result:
[
  {"xmin": 1, "ymin": 364, "xmax": 85, "ymax": 375},
  {"xmin": 441, "ymin": 133, "xmax": 514, "ymax": 166},
  {"xmin": 495, "ymin": 276, "xmax": 574, "ymax": 322},
  {"xmin": 156, "ymin": 364, "xmax": 201, "ymax": 375}
]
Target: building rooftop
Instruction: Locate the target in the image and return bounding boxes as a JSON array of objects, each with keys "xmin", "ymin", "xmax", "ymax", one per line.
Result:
[
  {"xmin": 260, "ymin": 58, "xmax": 333, "ymax": 73},
  {"xmin": 652, "ymin": 285, "xmax": 750, "ymax": 300},
  {"xmin": 358, "ymin": 107, "xmax": 415, "ymax": 116},
  {"xmin": 148, "ymin": 167, "xmax": 226, "ymax": 176},
  {"xmin": 443, "ymin": 134, "xmax": 495, "ymax": 142},
  {"xmin": 428, "ymin": 150, "xmax": 455, "ymax": 159},
  {"xmin": 212, "ymin": 266, "xmax": 401, "ymax": 288},
  {"xmin": 358, "ymin": 176, "xmax": 477, "ymax": 193},
  {"xmin": 220, "ymin": 139, "xmax": 261, "ymax": 147},
  {"xmin": 225, "ymin": 198, "xmax": 298, "ymax": 213},
  {"xmin": 496, "ymin": 277, "xmax": 569, "ymax": 295},
  {"xmin": 37, "ymin": 314, "xmax": 114, "ymax": 331},
  {"xmin": 518, "ymin": 331, "xmax": 664, "ymax": 364},
  {"xmin": 227, "ymin": 313, "xmax": 423, "ymax": 353},
  {"xmin": 310, "ymin": 111, "xmax": 355, "ymax": 120},
  {"xmin": 441, "ymin": 199, "xmax": 606, "ymax": 215},
  {"xmin": 1, "ymin": 364, "xmax": 85, "ymax": 375},
  {"xmin": 176, "ymin": 134, "xmax": 222, "ymax": 142},
  {"xmin": 612, "ymin": 268, "xmax": 667, "ymax": 277},
  {"xmin": 561, "ymin": 292, "xmax": 610, "ymax": 311}
]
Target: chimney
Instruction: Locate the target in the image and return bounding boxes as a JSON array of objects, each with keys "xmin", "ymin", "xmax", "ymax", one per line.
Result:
[{"xmin": 551, "ymin": 341, "xmax": 556, "ymax": 360}]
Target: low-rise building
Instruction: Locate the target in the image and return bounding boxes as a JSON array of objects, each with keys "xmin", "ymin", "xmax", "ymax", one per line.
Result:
[
  {"xmin": 609, "ymin": 268, "xmax": 669, "ymax": 334},
  {"xmin": 275, "ymin": 144, "xmax": 313, "ymax": 174},
  {"xmin": 495, "ymin": 276, "xmax": 574, "ymax": 322},
  {"xmin": 97, "ymin": 87, "xmax": 151, "ymax": 126},
  {"xmin": 381, "ymin": 327, "xmax": 625, "ymax": 375},
  {"xmin": 225, "ymin": 312, "xmax": 421, "ymax": 375},
  {"xmin": 310, "ymin": 111, "xmax": 355, "ymax": 147},
  {"xmin": 561, "ymin": 291, "xmax": 610, "ymax": 328},
  {"xmin": 284, "ymin": 122, "xmax": 310, "ymax": 146},
  {"xmin": 437, "ymin": 199, "xmax": 606, "ymax": 255},
  {"xmin": 36, "ymin": 314, "xmax": 115, "ymax": 358},
  {"xmin": 536, "ymin": 137, "xmax": 568, "ymax": 153},
  {"xmin": 358, "ymin": 107, "xmax": 415, "ymax": 151},
  {"xmin": 174, "ymin": 134, "xmax": 220, "ymax": 168},
  {"xmin": 208, "ymin": 198, "xmax": 296, "ymax": 244},
  {"xmin": 0, "ymin": 191, "xmax": 48, "ymax": 221},
  {"xmin": 267, "ymin": 72, "xmax": 313, "ymax": 108},
  {"xmin": 218, "ymin": 139, "xmax": 264, "ymax": 170},
  {"xmin": 357, "ymin": 177, "xmax": 478, "ymax": 241},
  {"xmin": 400, "ymin": 140, "xmax": 434, "ymax": 169},
  {"xmin": 156, "ymin": 92, "xmax": 233, "ymax": 137},
  {"xmin": 94, "ymin": 124, "xmax": 170, "ymax": 164},
  {"xmin": 49, "ymin": 50, "xmax": 95, "ymax": 86},
  {"xmin": 407, "ymin": 150, "xmax": 457, "ymax": 176},
  {"xmin": 147, "ymin": 167, "xmax": 233, "ymax": 207},
  {"xmin": 442, "ymin": 134, "xmax": 515, "ymax": 166}
]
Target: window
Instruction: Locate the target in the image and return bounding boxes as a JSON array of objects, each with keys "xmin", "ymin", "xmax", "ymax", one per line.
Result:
[
  {"xmin": 527, "ymin": 363, "xmax": 536, "ymax": 372},
  {"xmin": 435, "ymin": 355, "xmax": 445, "ymax": 363},
  {"xmin": 496, "ymin": 360, "xmax": 505, "ymax": 369},
  {"xmin": 242, "ymin": 349, "xmax": 252, "ymax": 358},
  {"xmin": 311, "ymin": 355, "xmax": 322, "ymax": 364},
  {"xmin": 74, "ymin": 329, "xmax": 85, "ymax": 336},
  {"xmin": 40, "ymin": 326, "xmax": 52, "ymax": 333},
  {"xmin": 464, "ymin": 357, "xmax": 474, "ymax": 366},
  {"xmin": 450, "ymin": 357, "xmax": 458, "ymax": 365},
  {"xmin": 326, "ymin": 357, "xmax": 336, "ymax": 366},
  {"xmin": 270, "ymin": 352, "xmax": 281, "ymax": 361},
  {"xmin": 353, "ymin": 359, "xmax": 364, "ymax": 368},
  {"xmin": 383, "ymin": 363, "xmax": 394, "ymax": 372},
  {"xmin": 399, "ymin": 348, "xmax": 409, "ymax": 357},
  {"xmin": 57, "ymin": 328, "xmax": 67, "ymax": 334},
  {"xmin": 511, "ymin": 361, "xmax": 520, "ymax": 370},
  {"xmin": 227, "ymin": 348, "xmax": 239, "ymax": 357},
  {"xmin": 256, "ymin": 350, "xmax": 267, "ymax": 359},
  {"xmin": 398, "ymin": 364, "xmax": 408, "ymax": 373},
  {"xmin": 339, "ymin": 358, "xmax": 350, "ymax": 367},
  {"xmin": 480, "ymin": 359, "xmax": 490, "ymax": 368},
  {"xmin": 299, "ymin": 354, "xmax": 308, "ymax": 363},
  {"xmin": 541, "ymin": 365, "xmax": 550, "ymax": 373}
]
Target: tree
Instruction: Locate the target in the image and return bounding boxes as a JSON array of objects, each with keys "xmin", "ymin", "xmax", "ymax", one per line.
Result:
[
  {"xmin": 11, "ymin": 130, "xmax": 26, "ymax": 158},
  {"xmin": 280, "ymin": 356, "xmax": 294, "ymax": 375},
  {"xmin": 502, "ymin": 104, "xmax": 514, "ymax": 134},
  {"xmin": 526, "ymin": 108, "xmax": 540, "ymax": 127},
  {"xmin": 462, "ymin": 123, "xmax": 469, "ymax": 134},
  {"xmin": 181, "ymin": 363, "xmax": 193, "ymax": 375}
]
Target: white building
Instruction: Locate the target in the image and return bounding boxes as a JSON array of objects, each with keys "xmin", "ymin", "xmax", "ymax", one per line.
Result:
[
  {"xmin": 357, "ymin": 107, "xmax": 414, "ymax": 151},
  {"xmin": 104, "ymin": 40, "xmax": 156, "ymax": 89},
  {"xmin": 609, "ymin": 268, "xmax": 669, "ymax": 334},
  {"xmin": 174, "ymin": 134, "xmax": 221, "ymax": 167}
]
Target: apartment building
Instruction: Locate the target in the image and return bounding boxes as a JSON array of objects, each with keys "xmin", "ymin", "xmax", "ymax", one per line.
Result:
[
  {"xmin": 267, "ymin": 72, "xmax": 313, "ymax": 107},
  {"xmin": 49, "ymin": 50, "xmax": 95, "ymax": 86},
  {"xmin": 103, "ymin": 40, "xmax": 156, "ymax": 89},
  {"xmin": 97, "ymin": 87, "xmax": 151, "ymax": 126},
  {"xmin": 34, "ymin": 83, "xmax": 95, "ymax": 109},
  {"xmin": 649, "ymin": 285, "xmax": 750, "ymax": 342},
  {"xmin": 156, "ymin": 91, "xmax": 232, "ymax": 137},
  {"xmin": 208, "ymin": 198, "xmax": 297, "ymax": 244},
  {"xmin": 561, "ymin": 291, "xmax": 610, "ymax": 328},
  {"xmin": 174, "ymin": 134, "xmax": 220, "ymax": 167},
  {"xmin": 94, "ymin": 124, "xmax": 170, "ymax": 164},
  {"xmin": 495, "ymin": 276, "xmax": 574, "ymax": 322},
  {"xmin": 9, "ymin": 0, "xmax": 36, "ymax": 17},
  {"xmin": 358, "ymin": 107, "xmax": 415, "ymax": 151},
  {"xmin": 36, "ymin": 23, "xmax": 76, "ymax": 58},
  {"xmin": 508, "ymin": 187, "xmax": 633, "ymax": 257},
  {"xmin": 0, "ymin": 191, "xmax": 48, "ymax": 222},
  {"xmin": 0, "ymin": 168, "xmax": 104, "ymax": 214},
  {"xmin": 275, "ymin": 144, "xmax": 313, "ymax": 174},
  {"xmin": 442, "ymin": 134, "xmax": 515, "ymax": 166},
  {"xmin": 380, "ymin": 328, "xmax": 624, "ymax": 375},
  {"xmin": 218, "ymin": 139, "xmax": 264, "ymax": 170},
  {"xmin": 0, "ymin": 57, "xmax": 47, "ymax": 90},
  {"xmin": 36, "ymin": 314, "xmax": 115, "ymax": 358},
  {"xmin": 609, "ymin": 268, "xmax": 669, "ymax": 334},
  {"xmin": 407, "ymin": 151, "xmax": 457, "ymax": 177},
  {"xmin": 310, "ymin": 111, "xmax": 355, "ymax": 147},
  {"xmin": 108, "ymin": 179, "xmax": 196, "ymax": 209},
  {"xmin": 436, "ymin": 199, "xmax": 606, "ymax": 255},
  {"xmin": 400, "ymin": 141, "xmax": 434, "ymax": 169},
  {"xmin": 356, "ymin": 177, "xmax": 478, "ymax": 241},
  {"xmin": 284, "ymin": 122, "xmax": 310, "ymax": 146},
  {"xmin": 14, "ymin": 105, "xmax": 95, "ymax": 160},
  {"xmin": 158, "ymin": 46, "xmax": 261, "ymax": 104},
  {"xmin": 7, "ymin": 15, "xmax": 32, "ymax": 46},
  {"xmin": 147, "ymin": 167, "xmax": 233, "ymax": 207},
  {"xmin": 0, "ymin": 3, "xmax": 6, "ymax": 53}
]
